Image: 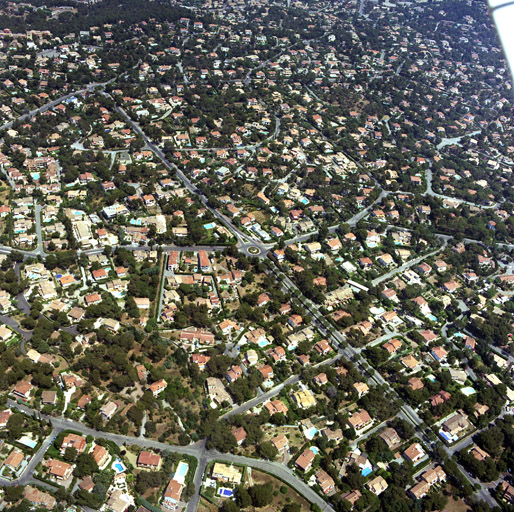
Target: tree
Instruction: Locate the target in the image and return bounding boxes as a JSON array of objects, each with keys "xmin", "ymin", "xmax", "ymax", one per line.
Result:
[
  {"xmin": 236, "ymin": 486, "xmax": 252, "ymax": 508},
  {"xmin": 222, "ymin": 501, "xmax": 241, "ymax": 512},
  {"xmin": 249, "ymin": 483, "xmax": 273, "ymax": 508},
  {"xmin": 74, "ymin": 452, "xmax": 99, "ymax": 478},
  {"xmin": 6, "ymin": 413, "xmax": 24, "ymax": 441},
  {"xmin": 64, "ymin": 446, "xmax": 78, "ymax": 462},
  {"xmin": 4, "ymin": 486, "xmax": 23, "ymax": 502},
  {"xmin": 258, "ymin": 441, "xmax": 278, "ymax": 460}
]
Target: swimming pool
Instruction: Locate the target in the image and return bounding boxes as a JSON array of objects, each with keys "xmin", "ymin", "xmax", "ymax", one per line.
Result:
[
  {"xmin": 461, "ymin": 386, "xmax": 476, "ymax": 396},
  {"xmin": 112, "ymin": 459, "xmax": 126, "ymax": 474},
  {"xmin": 427, "ymin": 314, "xmax": 438, "ymax": 322},
  {"xmin": 18, "ymin": 436, "xmax": 37, "ymax": 449},
  {"xmin": 218, "ymin": 487, "xmax": 233, "ymax": 497},
  {"xmin": 130, "ymin": 218, "xmax": 142, "ymax": 226},
  {"xmin": 305, "ymin": 427, "xmax": 318, "ymax": 440},
  {"xmin": 174, "ymin": 461, "xmax": 189, "ymax": 484},
  {"xmin": 31, "ymin": 172, "xmax": 40, "ymax": 181},
  {"xmin": 257, "ymin": 339, "xmax": 270, "ymax": 348},
  {"xmin": 56, "ymin": 274, "xmax": 62, "ymax": 279},
  {"xmin": 439, "ymin": 430, "xmax": 453, "ymax": 442},
  {"xmin": 361, "ymin": 467, "xmax": 372, "ymax": 477},
  {"xmin": 203, "ymin": 222, "xmax": 216, "ymax": 230},
  {"xmin": 310, "ymin": 446, "xmax": 319, "ymax": 455}
]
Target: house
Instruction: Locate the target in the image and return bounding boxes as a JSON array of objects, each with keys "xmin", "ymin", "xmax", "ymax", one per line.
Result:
[
  {"xmin": 163, "ymin": 479, "xmax": 183, "ymax": 510},
  {"xmin": 41, "ymin": 390, "xmax": 57, "ymax": 405},
  {"xmin": 137, "ymin": 451, "xmax": 161, "ymax": 470},
  {"xmin": 315, "ymin": 469, "xmax": 335, "ymax": 494},
  {"xmin": 258, "ymin": 365, "xmax": 274, "ymax": 380},
  {"xmin": 353, "ymin": 382, "xmax": 369, "ymax": 398},
  {"xmin": 443, "ymin": 280, "xmax": 460, "ymax": 293},
  {"xmin": 0, "ymin": 409, "xmax": 12, "ymax": 428},
  {"xmin": 219, "ymin": 319, "xmax": 239, "ymax": 335},
  {"xmin": 313, "ymin": 373, "xmax": 328, "ymax": 386},
  {"xmin": 101, "ymin": 489, "xmax": 129, "ymax": 512},
  {"xmin": 85, "ymin": 293, "xmax": 102, "ymax": 306},
  {"xmin": 61, "ymin": 433, "xmax": 86, "ymax": 454},
  {"xmin": 418, "ymin": 262, "xmax": 432, "ymax": 275},
  {"xmin": 149, "ymin": 379, "xmax": 167, "ymax": 397},
  {"xmin": 226, "ymin": 365, "xmax": 243, "ymax": 383},
  {"xmin": 270, "ymin": 434, "xmax": 289, "ymax": 453},
  {"xmin": 379, "ymin": 427, "xmax": 401, "ymax": 449},
  {"xmin": 401, "ymin": 354, "xmax": 419, "ymax": 370},
  {"xmin": 419, "ymin": 329, "xmax": 438, "ymax": 343},
  {"xmin": 412, "ymin": 296, "xmax": 431, "ymax": 316},
  {"xmin": 431, "ymin": 390, "xmax": 451, "ymax": 407},
  {"xmin": 381, "ymin": 288, "xmax": 397, "ymax": 301},
  {"xmin": 471, "ymin": 445, "xmax": 489, "ymax": 461},
  {"xmin": 314, "ymin": 339, "xmax": 331, "ymax": 355},
  {"xmin": 0, "ymin": 325, "xmax": 12, "ymax": 342},
  {"xmin": 77, "ymin": 395, "xmax": 92, "ymax": 410},
  {"xmin": 24, "ymin": 487, "xmax": 56, "ymax": 510},
  {"xmin": 377, "ymin": 253, "xmax": 394, "ymax": 266},
  {"xmin": 269, "ymin": 346, "xmax": 286, "ymax": 362},
  {"xmin": 442, "ymin": 412, "xmax": 470, "ymax": 438},
  {"xmin": 232, "ymin": 426, "xmax": 247, "ymax": 446},
  {"xmin": 264, "ymin": 399, "xmax": 288, "ymax": 416},
  {"xmin": 87, "ymin": 444, "xmax": 109, "ymax": 468},
  {"xmin": 190, "ymin": 354, "xmax": 211, "ymax": 370},
  {"xmin": 292, "ymin": 389, "xmax": 316, "ymax": 409},
  {"xmin": 340, "ymin": 490, "xmax": 362, "ymax": 507},
  {"xmin": 100, "ymin": 401, "xmax": 118, "ymax": 420},
  {"xmin": 198, "ymin": 250, "xmax": 211, "ymax": 272},
  {"xmin": 434, "ymin": 260, "xmax": 448, "ymax": 272},
  {"xmin": 403, "ymin": 442, "xmax": 426, "ymax": 464},
  {"xmin": 288, "ymin": 314, "xmax": 303, "ymax": 329},
  {"xmin": 347, "ymin": 410, "xmax": 373, "ymax": 431},
  {"xmin": 408, "ymin": 377, "xmax": 424, "ymax": 390},
  {"xmin": 431, "ymin": 346, "xmax": 448, "ymax": 362},
  {"xmin": 47, "ymin": 459, "xmax": 73, "ymax": 480},
  {"xmin": 409, "ymin": 466, "xmax": 446, "ymax": 499},
  {"xmin": 295, "ymin": 448, "xmax": 316, "ymax": 472},
  {"xmin": 327, "ymin": 238, "xmax": 342, "ymax": 252},
  {"xmin": 211, "ymin": 463, "xmax": 243, "ymax": 484},
  {"xmin": 4, "ymin": 449, "xmax": 24, "ymax": 471},
  {"xmin": 13, "ymin": 381, "xmax": 33, "ymax": 400},
  {"xmin": 367, "ymin": 475, "xmax": 388, "ymax": 495},
  {"xmin": 383, "ymin": 338, "xmax": 402, "ymax": 354}
]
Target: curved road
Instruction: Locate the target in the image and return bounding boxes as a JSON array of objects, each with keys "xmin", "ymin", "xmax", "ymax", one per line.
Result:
[{"xmin": 6, "ymin": 400, "xmax": 334, "ymax": 512}]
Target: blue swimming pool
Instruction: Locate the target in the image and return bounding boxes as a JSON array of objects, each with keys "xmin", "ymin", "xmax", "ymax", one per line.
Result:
[
  {"xmin": 427, "ymin": 314, "xmax": 438, "ymax": 322},
  {"xmin": 361, "ymin": 467, "xmax": 372, "ymax": 477},
  {"xmin": 175, "ymin": 461, "xmax": 189, "ymax": 480},
  {"xmin": 258, "ymin": 339, "xmax": 270, "ymax": 348},
  {"xmin": 310, "ymin": 446, "xmax": 319, "ymax": 454},
  {"xmin": 439, "ymin": 431, "xmax": 453, "ymax": 442},
  {"xmin": 204, "ymin": 222, "xmax": 216, "ymax": 229},
  {"xmin": 218, "ymin": 488, "xmax": 233, "ymax": 497},
  {"xmin": 114, "ymin": 463, "xmax": 124, "ymax": 472},
  {"xmin": 305, "ymin": 427, "xmax": 318, "ymax": 440}
]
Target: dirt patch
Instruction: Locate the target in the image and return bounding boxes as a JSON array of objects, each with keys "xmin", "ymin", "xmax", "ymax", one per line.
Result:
[
  {"xmin": 248, "ymin": 210, "xmax": 269, "ymax": 225},
  {"xmin": 443, "ymin": 493, "xmax": 471, "ymax": 512},
  {"xmin": 198, "ymin": 499, "xmax": 219, "ymax": 512},
  {"xmin": 246, "ymin": 469, "xmax": 312, "ymax": 511}
]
